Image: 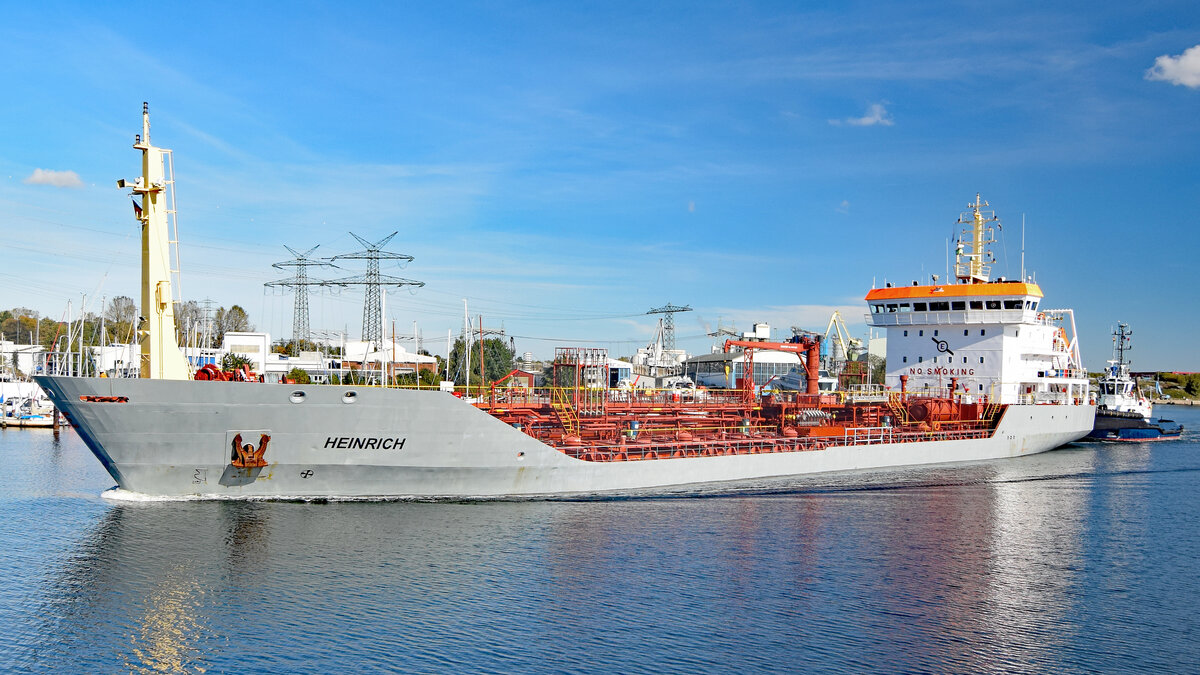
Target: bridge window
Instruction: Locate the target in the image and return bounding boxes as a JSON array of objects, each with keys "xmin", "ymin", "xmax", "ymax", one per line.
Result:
[
  {"xmin": 951, "ymin": 301, "xmax": 965, "ymax": 310},
  {"xmin": 930, "ymin": 301, "xmax": 950, "ymax": 311},
  {"xmin": 1003, "ymin": 300, "xmax": 1023, "ymax": 309},
  {"xmin": 913, "ymin": 302, "xmax": 927, "ymax": 311},
  {"xmin": 1031, "ymin": 300, "xmax": 1039, "ymax": 310},
  {"xmin": 986, "ymin": 300, "xmax": 1001, "ymax": 309},
  {"xmin": 899, "ymin": 303, "xmax": 912, "ymax": 312},
  {"xmin": 887, "ymin": 304, "xmax": 898, "ymax": 313},
  {"xmin": 970, "ymin": 301, "xmax": 984, "ymax": 310}
]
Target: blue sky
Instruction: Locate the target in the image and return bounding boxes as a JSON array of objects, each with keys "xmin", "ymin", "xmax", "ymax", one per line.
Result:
[{"xmin": 1, "ymin": 2, "xmax": 1198, "ymax": 369}]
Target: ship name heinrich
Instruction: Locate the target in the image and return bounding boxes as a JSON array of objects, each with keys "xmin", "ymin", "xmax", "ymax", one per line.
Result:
[{"xmin": 323, "ymin": 437, "xmax": 407, "ymax": 450}]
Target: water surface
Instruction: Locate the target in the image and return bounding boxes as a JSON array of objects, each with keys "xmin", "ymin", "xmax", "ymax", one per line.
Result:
[{"xmin": 2, "ymin": 407, "xmax": 1199, "ymax": 673}]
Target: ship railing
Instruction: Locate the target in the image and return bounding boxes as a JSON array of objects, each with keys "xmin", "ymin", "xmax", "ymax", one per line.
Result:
[
  {"xmin": 553, "ymin": 423, "xmax": 997, "ymax": 461},
  {"xmin": 1015, "ymin": 392, "xmax": 1075, "ymax": 405},
  {"xmin": 844, "ymin": 384, "xmax": 888, "ymax": 402},
  {"xmin": 1037, "ymin": 368, "xmax": 1087, "ymax": 380},
  {"xmin": 471, "ymin": 385, "xmax": 753, "ymax": 410}
]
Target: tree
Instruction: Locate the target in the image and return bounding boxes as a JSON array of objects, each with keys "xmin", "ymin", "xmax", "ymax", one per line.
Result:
[
  {"xmin": 1185, "ymin": 375, "xmax": 1200, "ymax": 398},
  {"xmin": 213, "ymin": 305, "xmax": 253, "ymax": 346},
  {"xmin": 286, "ymin": 367, "xmax": 311, "ymax": 384},
  {"xmin": 221, "ymin": 352, "xmax": 252, "ymax": 372},
  {"xmin": 275, "ymin": 338, "xmax": 319, "ymax": 356},
  {"xmin": 103, "ymin": 296, "xmax": 137, "ymax": 345},
  {"xmin": 868, "ymin": 355, "xmax": 886, "ymax": 386},
  {"xmin": 174, "ymin": 300, "xmax": 203, "ymax": 347},
  {"xmin": 447, "ymin": 336, "xmax": 515, "ymax": 385}
]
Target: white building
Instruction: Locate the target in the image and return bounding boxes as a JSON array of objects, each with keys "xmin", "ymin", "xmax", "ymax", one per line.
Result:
[
  {"xmin": 220, "ymin": 332, "xmax": 271, "ymax": 373},
  {"xmin": 0, "ymin": 341, "xmax": 45, "ymax": 378}
]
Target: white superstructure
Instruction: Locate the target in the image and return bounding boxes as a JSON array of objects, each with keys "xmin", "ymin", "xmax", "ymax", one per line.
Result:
[{"xmin": 867, "ymin": 195, "xmax": 1089, "ymax": 407}]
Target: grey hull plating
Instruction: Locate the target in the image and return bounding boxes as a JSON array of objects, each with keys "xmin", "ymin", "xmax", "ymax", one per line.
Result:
[{"xmin": 37, "ymin": 376, "xmax": 1095, "ymax": 498}]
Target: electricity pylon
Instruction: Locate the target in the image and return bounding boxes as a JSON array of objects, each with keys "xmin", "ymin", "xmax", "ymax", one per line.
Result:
[
  {"xmin": 264, "ymin": 245, "xmax": 337, "ymax": 353},
  {"xmin": 327, "ymin": 232, "xmax": 424, "ymax": 351}
]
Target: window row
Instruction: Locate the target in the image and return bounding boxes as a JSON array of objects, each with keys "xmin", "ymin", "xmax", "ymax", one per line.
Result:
[{"xmin": 871, "ymin": 298, "xmax": 1038, "ymax": 313}]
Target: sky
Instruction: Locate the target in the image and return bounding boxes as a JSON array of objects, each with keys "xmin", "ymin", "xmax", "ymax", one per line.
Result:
[{"xmin": 1, "ymin": 1, "xmax": 1198, "ymax": 369}]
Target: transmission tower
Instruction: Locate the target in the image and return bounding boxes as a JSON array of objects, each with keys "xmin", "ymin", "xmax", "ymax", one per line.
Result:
[
  {"xmin": 264, "ymin": 245, "xmax": 337, "ymax": 353},
  {"xmin": 327, "ymin": 232, "xmax": 424, "ymax": 351},
  {"xmin": 647, "ymin": 302, "xmax": 692, "ymax": 351}
]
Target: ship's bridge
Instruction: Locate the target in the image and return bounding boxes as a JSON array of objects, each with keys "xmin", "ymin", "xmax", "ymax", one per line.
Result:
[{"xmin": 864, "ymin": 281, "xmax": 1043, "ymax": 327}]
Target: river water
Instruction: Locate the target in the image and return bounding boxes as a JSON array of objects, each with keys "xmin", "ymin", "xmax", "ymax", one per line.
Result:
[{"xmin": 2, "ymin": 407, "xmax": 1199, "ymax": 673}]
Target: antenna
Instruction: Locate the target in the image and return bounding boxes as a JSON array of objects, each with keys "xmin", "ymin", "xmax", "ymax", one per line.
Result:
[{"xmin": 1020, "ymin": 213, "xmax": 1026, "ymax": 281}]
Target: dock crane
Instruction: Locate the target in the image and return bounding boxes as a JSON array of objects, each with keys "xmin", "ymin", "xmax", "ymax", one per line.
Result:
[{"xmin": 823, "ymin": 311, "xmax": 863, "ymax": 367}]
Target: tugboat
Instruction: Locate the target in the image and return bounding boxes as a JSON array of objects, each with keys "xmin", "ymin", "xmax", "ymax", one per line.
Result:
[{"xmin": 1084, "ymin": 323, "xmax": 1183, "ymax": 441}]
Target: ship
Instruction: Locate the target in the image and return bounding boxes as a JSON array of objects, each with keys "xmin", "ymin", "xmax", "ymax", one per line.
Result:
[
  {"xmin": 1083, "ymin": 323, "xmax": 1183, "ymax": 442},
  {"xmin": 35, "ymin": 107, "xmax": 1095, "ymax": 498}
]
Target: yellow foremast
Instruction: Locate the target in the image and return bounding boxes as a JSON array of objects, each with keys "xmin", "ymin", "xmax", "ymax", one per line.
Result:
[
  {"xmin": 954, "ymin": 193, "xmax": 1000, "ymax": 284},
  {"xmin": 127, "ymin": 103, "xmax": 191, "ymax": 380}
]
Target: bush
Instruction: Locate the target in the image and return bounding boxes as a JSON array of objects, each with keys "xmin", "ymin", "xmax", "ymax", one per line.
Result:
[
  {"xmin": 221, "ymin": 353, "xmax": 252, "ymax": 372},
  {"xmin": 287, "ymin": 367, "xmax": 311, "ymax": 384}
]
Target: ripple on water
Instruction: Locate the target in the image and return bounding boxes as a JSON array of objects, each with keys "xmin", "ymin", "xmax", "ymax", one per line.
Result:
[{"xmin": 2, "ymin": 408, "xmax": 1200, "ymax": 672}]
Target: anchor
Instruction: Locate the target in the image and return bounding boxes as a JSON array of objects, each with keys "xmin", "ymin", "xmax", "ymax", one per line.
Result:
[{"xmin": 230, "ymin": 433, "xmax": 270, "ymax": 468}]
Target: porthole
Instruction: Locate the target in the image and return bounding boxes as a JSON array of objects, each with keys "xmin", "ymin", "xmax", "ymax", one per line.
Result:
[
  {"xmin": 289, "ymin": 391, "xmax": 306, "ymax": 404},
  {"xmin": 342, "ymin": 391, "xmax": 359, "ymax": 404}
]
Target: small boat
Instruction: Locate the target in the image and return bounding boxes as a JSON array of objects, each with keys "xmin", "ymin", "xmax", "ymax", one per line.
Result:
[
  {"xmin": 1084, "ymin": 323, "xmax": 1183, "ymax": 442},
  {"xmin": 1, "ymin": 395, "xmax": 58, "ymax": 428}
]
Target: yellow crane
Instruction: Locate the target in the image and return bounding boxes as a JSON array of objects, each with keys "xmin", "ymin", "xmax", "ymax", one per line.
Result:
[{"xmin": 823, "ymin": 311, "xmax": 863, "ymax": 366}]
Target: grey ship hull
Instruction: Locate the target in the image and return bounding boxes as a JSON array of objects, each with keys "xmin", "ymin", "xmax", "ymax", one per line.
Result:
[{"xmin": 37, "ymin": 376, "xmax": 1095, "ymax": 498}]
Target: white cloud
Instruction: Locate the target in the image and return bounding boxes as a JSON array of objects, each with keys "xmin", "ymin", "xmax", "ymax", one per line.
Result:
[
  {"xmin": 1146, "ymin": 45, "xmax": 1200, "ymax": 88},
  {"xmin": 830, "ymin": 102, "xmax": 894, "ymax": 127},
  {"xmin": 836, "ymin": 199, "xmax": 850, "ymax": 214},
  {"xmin": 23, "ymin": 168, "xmax": 83, "ymax": 188}
]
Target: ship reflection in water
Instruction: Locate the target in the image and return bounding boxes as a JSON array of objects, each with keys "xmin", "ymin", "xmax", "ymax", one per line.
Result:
[{"xmin": 3, "ymin": 418, "xmax": 1199, "ymax": 672}]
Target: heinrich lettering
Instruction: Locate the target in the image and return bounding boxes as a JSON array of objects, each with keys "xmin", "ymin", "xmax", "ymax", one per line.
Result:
[{"xmin": 324, "ymin": 436, "xmax": 406, "ymax": 451}]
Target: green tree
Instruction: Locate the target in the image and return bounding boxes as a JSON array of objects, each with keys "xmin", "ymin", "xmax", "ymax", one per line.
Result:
[
  {"xmin": 286, "ymin": 367, "xmax": 311, "ymax": 384},
  {"xmin": 275, "ymin": 338, "xmax": 319, "ymax": 356},
  {"xmin": 1185, "ymin": 375, "xmax": 1200, "ymax": 398},
  {"xmin": 221, "ymin": 352, "xmax": 252, "ymax": 372},
  {"xmin": 868, "ymin": 355, "xmax": 886, "ymax": 386},
  {"xmin": 447, "ymin": 336, "xmax": 515, "ymax": 385}
]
